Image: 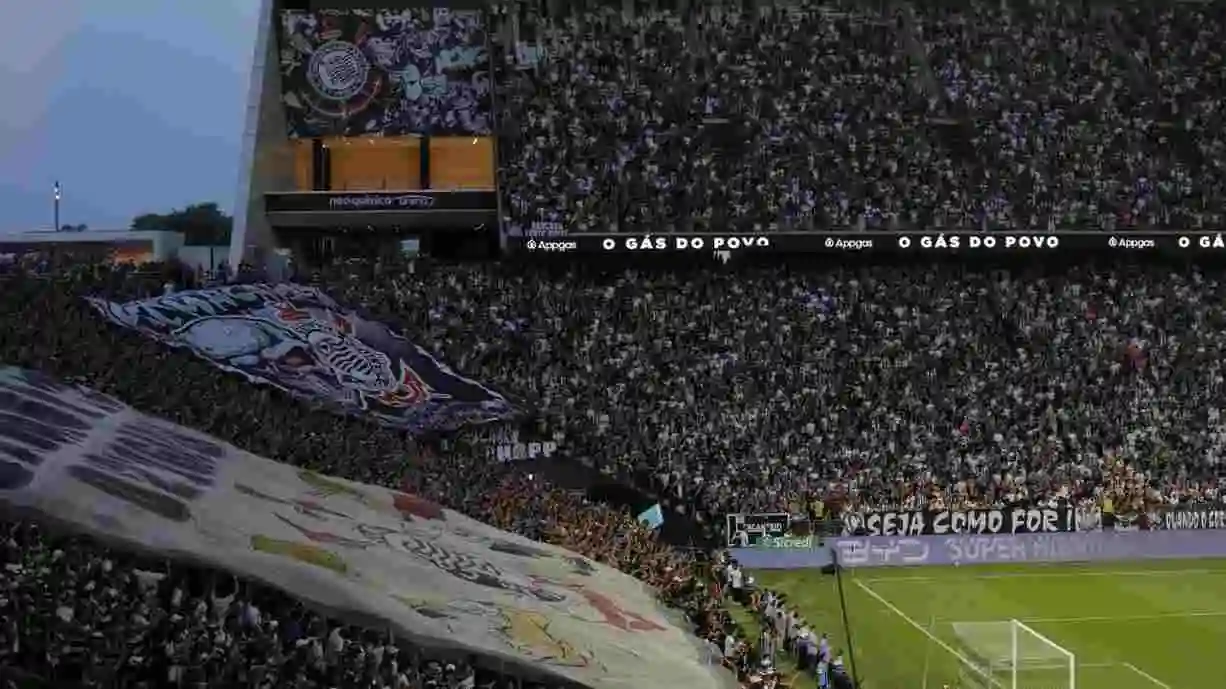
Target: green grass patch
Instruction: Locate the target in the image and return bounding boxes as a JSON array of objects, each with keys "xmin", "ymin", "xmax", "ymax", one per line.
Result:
[{"xmin": 749, "ymin": 558, "xmax": 1226, "ymax": 689}]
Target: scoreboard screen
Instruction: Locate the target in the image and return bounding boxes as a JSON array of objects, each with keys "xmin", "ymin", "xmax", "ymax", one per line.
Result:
[{"xmin": 725, "ymin": 512, "xmax": 790, "ymax": 547}]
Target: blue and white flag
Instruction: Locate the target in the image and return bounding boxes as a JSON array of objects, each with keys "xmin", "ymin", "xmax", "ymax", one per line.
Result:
[
  {"xmin": 86, "ymin": 284, "xmax": 516, "ymax": 434},
  {"xmin": 637, "ymin": 503, "xmax": 665, "ymax": 530}
]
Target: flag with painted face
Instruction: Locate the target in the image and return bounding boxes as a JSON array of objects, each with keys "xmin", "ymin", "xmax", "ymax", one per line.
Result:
[{"xmin": 86, "ymin": 283, "xmax": 515, "ymax": 434}]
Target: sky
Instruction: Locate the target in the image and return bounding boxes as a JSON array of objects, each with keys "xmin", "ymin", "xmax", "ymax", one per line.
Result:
[{"xmin": 0, "ymin": 0, "xmax": 261, "ymax": 232}]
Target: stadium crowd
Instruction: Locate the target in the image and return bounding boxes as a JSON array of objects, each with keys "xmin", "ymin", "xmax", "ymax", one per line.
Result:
[
  {"xmin": 7, "ymin": 0, "xmax": 1226, "ymax": 686},
  {"xmin": 717, "ymin": 553, "xmax": 855, "ymax": 689},
  {"xmin": 497, "ymin": 0, "xmax": 1226, "ymax": 233},
  {"xmin": 6, "ymin": 248, "xmax": 1226, "ymax": 686},
  {"xmin": 329, "ymin": 257, "xmax": 1226, "ymax": 526},
  {"xmin": 0, "ymin": 264, "xmax": 747, "ymax": 688}
]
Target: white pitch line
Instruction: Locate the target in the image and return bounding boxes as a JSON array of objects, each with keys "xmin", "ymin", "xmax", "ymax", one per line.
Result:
[
  {"xmin": 857, "ymin": 584, "xmax": 1125, "ymax": 674},
  {"xmin": 1028, "ymin": 610, "xmax": 1226, "ymax": 624},
  {"xmin": 1124, "ymin": 662, "xmax": 1174, "ymax": 689},
  {"xmin": 853, "ymin": 579, "xmax": 1003, "ymax": 687},
  {"xmin": 933, "ymin": 610, "xmax": 1226, "ymax": 625},
  {"xmin": 862, "ymin": 568, "xmax": 1219, "ymax": 584}
]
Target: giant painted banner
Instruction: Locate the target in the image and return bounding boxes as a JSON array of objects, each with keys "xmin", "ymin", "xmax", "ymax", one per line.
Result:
[
  {"xmin": 841, "ymin": 506, "xmax": 1076, "ymax": 536},
  {"xmin": 730, "ymin": 530, "xmax": 1226, "ymax": 569},
  {"xmin": 279, "ymin": 8, "xmax": 490, "ymax": 137},
  {"xmin": 87, "ymin": 284, "xmax": 515, "ymax": 434},
  {"xmin": 0, "ymin": 368, "xmax": 733, "ymax": 689}
]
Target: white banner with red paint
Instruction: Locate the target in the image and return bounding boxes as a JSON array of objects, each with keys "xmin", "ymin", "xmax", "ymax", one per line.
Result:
[{"xmin": 0, "ymin": 367, "xmax": 732, "ymax": 689}]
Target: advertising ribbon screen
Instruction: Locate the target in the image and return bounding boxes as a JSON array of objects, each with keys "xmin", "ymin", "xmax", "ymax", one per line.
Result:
[{"xmin": 279, "ymin": 8, "xmax": 490, "ymax": 137}]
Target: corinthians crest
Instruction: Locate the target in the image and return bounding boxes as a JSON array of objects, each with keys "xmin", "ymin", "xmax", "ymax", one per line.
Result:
[{"xmin": 307, "ymin": 41, "xmax": 370, "ymax": 101}]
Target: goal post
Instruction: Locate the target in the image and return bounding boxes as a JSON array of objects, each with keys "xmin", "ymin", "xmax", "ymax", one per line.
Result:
[
  {"xmin": 1014, "ymin": 620, "xmax": 1076, "ymax": 689},
  {"xmin": 950, "ymin": 619, "xmax": 1076, "ymax": 689}
]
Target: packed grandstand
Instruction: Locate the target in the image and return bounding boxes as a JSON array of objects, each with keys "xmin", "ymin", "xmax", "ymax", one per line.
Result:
[
  {"xmin": 497, "ymin": 0, "xmax": 1226, "ymax": 234},
  {"xmin": 4, "ymin": 1, "xmax": 1226, "ymax": 689}
]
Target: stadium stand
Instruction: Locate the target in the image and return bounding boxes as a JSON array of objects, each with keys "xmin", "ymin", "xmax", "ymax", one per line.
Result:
[
  {"xmin": 497, "ymin": 0, "xmax": 1226, "ymax": 233},
  {"xmin": 4, "ymin": 248, "xmax": 1225, "ymax": 687},
  {"xmin": 6, "ymin": 0, "xmax": 1226, "ymax": 687},
  {"xmin": 0, "ymin": 265, "xmax": 740, "ymax": 689}
]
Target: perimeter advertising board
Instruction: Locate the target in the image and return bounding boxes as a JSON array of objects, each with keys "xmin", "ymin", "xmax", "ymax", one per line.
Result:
[
  {"xmin": 730, "ymin": 530, "xmax": 1226, "ymax": 569},
  {"xmin": 725, "ymin": 513, "xmax": 791, "ymax": 547}
]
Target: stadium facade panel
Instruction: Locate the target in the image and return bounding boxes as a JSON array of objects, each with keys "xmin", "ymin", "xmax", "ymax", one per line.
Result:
[{"xmin": 230, "ymin": 0, "xmax": 496, "ymax": 270}]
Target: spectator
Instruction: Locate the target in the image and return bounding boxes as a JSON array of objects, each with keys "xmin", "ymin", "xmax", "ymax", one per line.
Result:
[
  {"xmin": 0, "ymin": 262, "xmax": 746, "ymax": 688},
  {"xmin": 496, "ymin": 0, "xmax": 1226, "ymax": 232}
]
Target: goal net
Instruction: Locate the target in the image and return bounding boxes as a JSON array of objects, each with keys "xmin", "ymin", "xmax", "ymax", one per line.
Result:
[{"xmin": 950, "ymin": 620, "xmax": 1076, "ymax": 689}]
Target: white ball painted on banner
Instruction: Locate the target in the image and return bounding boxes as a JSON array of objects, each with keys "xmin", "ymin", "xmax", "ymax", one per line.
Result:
[{"xmin": 181, "ymin": 318, "xmax": 271, "ymax": 358}]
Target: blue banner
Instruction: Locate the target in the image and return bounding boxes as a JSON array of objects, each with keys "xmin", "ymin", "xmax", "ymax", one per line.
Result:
[
  {"xmin": 637, "ymin": 504, "xmax": 664, "ymax": 530},
  {"xmin": 87, "ymin": 284, "xmax": 515, "ymax": 434}
]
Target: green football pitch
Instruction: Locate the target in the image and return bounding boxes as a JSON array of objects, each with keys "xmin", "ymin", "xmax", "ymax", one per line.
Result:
[{"xmin": 749, "ymin": 558, "xmax": 1225, "ymax": 689}]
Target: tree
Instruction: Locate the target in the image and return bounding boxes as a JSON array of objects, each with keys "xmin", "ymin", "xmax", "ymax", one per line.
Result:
[{"xmin": 131, "ymin": 202, "xmax": 232, "ymax": 246}]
